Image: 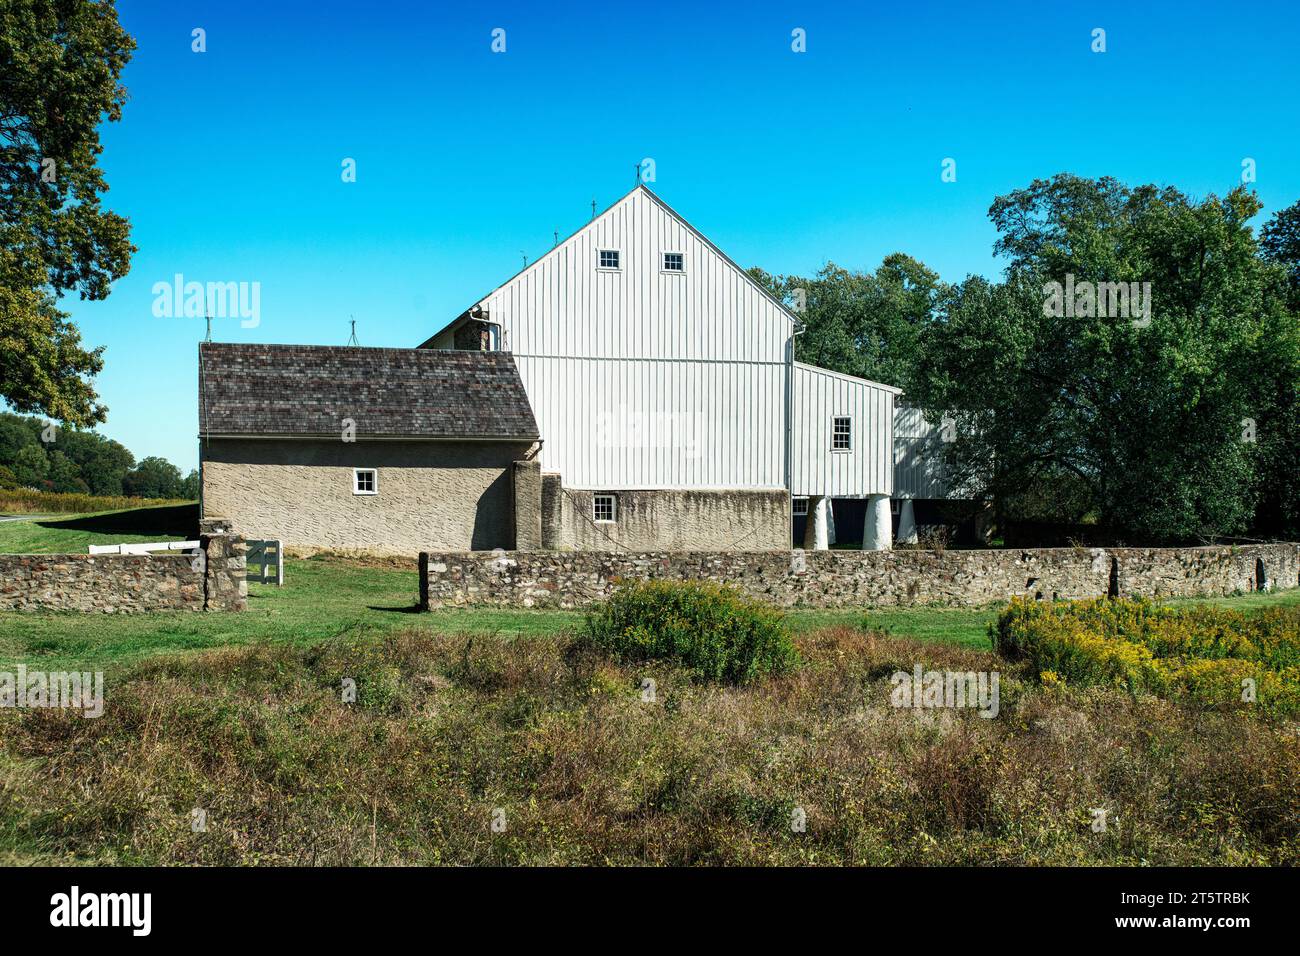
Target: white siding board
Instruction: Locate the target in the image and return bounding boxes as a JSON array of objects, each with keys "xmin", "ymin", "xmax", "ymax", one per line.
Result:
[
  {"xmin": 893, "ymin": 405, "xmax": 950, "ymax": 499},
  {"xmin": 472, "ymin": 186, "xmax": 795, "ymax": 489},
  {"xmin": 791, "ymin": 363, "xmax": 894, "ymax": 498}
]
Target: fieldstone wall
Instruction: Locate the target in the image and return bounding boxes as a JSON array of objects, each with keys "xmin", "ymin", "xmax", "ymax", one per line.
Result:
[
  {"xmin": 0, "ymin": 520, "xmax": 246, "ymax": 613},
  {"xmin": 418, "ymin": 542, "xmax": 1300, "ymax": 610}
]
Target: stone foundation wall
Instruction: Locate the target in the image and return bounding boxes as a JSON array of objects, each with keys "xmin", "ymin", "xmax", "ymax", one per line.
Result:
[
  {"xmin": 419, "ymin": 543, "xmax": 1300, "ymax": 610},
  {"xmin": 0, "ymin": 520, "xmax": 246, "ymax": 613}
]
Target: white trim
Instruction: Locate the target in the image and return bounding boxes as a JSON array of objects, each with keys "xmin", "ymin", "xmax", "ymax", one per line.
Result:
[
  {"xmin": 593, "ymin": 492, "xmax": 617, "ymax": 523},
  {"xmin": 89, "ymin": 540, "xmax": 200, "ymax": 555},
  {"xmin": 793, "ymin": 360, "xmax": 903, "ymax": 394},
  {"xmin": 792, "ymin": 496, "xmax": 809, "ymax": 516},
  {"xmin": 661, "ymin": 250, "xmax": 685, "ymax": 274},
  {"xmin": 596, "ymin": 248, "xmax": 622, "ymax": 271},
  {"xmin": 422, "ymin": 184, "xmax": 806, "ymax": 346},
  {"xmin": 352, "ymin": 468, "xmax": 378, "ymax": 495},
  {"xmin": 831, "ymin": 415, "xmax": 853, "ymax": 452}
]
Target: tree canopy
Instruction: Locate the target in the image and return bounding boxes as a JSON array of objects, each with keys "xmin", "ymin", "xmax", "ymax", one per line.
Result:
[
  {"xmin": 757, "ymin": 174, "xmax": 1300, "ymax": 543},
  {"xmin": 0, "ymin": 0, "xmax": 136, "ymax": 426}
]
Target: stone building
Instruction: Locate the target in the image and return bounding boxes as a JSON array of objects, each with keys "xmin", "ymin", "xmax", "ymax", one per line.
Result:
[{"xmin": 199, "ymin": 344, "xmax": 539, "ymax": 553}]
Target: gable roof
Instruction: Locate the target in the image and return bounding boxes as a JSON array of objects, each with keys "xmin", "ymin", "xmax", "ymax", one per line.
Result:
[
  {"xmin": 199, "ymin": 343, "xmax": 539, "ymax": 440},
  {"xmin": 417, "ymin": 183, "xmax": 803, "ymax": 348},
  {"xmin": 793, "ymin": 361, "xmax": 903, "ymax": 395}
]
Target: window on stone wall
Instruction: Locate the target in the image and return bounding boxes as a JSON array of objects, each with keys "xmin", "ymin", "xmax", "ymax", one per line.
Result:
[
  {"xmin": 792, "ymin": 497, "xmax": 808, "ymax": 516},
  {"xmin": 593, "ymin": 493, "xmax": 617, "ymax": 522},
  {"xmin": 832, "ymin": 416, "xmax": 852, "ymax": 451},
  {"xmin": 353, "ymin": 468, "xmax": 377, "ymax": 495}
]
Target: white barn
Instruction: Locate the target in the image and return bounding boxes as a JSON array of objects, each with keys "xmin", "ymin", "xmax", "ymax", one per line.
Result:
[{"xmin": 420, "ymin": 183, "xmax": 898, "ymax": 551}]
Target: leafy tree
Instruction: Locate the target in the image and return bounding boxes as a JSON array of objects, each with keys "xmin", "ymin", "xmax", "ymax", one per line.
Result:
[
  {"xmin": 52, "ymin": 424, "xmax": 132, "ymax": 494},
  {"xmin": 46, "ymin": 448, "xmax": 88, "ymax": 493},
  {"xmin": 1261, "ymin": 198, "xmax": 1300, "ymax": 307},
  {"xmin": 749, "ymin": 254, "xmax": 940, "ymax": 390},
  {"xmin": 912, "ymin": 175, "xmax": 1291, "ymax": 543},
  {"xmin": 180, "ymin": 468, "xmax": 199, "ymax": 500},
  {"xmin": 122, "ymin": 456, "xmax": 183, "ymax": 499},
  {"xmin": 0, "ymin": 0, "xmax": 136, "ymax": 426},
  {"xmin": 0, "ymin": 412, "xmax": 40, "ymax": 463},
  {"xmin": 12, "ymin": 442, "xmax": 48, "ymax": 487}
]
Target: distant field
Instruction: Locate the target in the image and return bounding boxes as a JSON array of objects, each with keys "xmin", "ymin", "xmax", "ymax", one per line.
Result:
[
  {"xmin": 0, "ymin": 488, "xmax": 194, "ymax": 515},
  {"xmin": 0, "ymin": 503, "xmax": 197, "ymax": 554}
]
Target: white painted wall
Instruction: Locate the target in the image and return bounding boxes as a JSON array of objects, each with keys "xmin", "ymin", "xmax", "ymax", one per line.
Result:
[
  {"xmin": 893, "ymin": 404, "xmax": 950, "ymax": 499},
  {"xmin": 439, "ymin": 185, "xmax": 797, "ymax": 489},
  {"xmin": 790, "ymin": 363, "xmax": 896, "ymax": 498}
]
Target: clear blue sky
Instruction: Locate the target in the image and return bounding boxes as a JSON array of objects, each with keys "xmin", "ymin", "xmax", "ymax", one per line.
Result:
[{"xmin": 50, "ymin": 0, "xmax": 1300, "ymax": 470}]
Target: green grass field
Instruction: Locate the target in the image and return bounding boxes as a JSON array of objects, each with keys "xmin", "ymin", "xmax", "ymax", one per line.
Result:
[{"xmin": 4, "ymin": 507, "xmax": 1299, "ymax": 867}]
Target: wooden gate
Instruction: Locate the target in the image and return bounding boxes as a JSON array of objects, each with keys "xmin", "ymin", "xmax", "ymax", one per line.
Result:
[{"xmin": 246, "ymin": 539, "xmax": 284, "ymax": 585}]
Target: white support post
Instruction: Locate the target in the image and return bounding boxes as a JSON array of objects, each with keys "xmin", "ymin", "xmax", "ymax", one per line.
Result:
[
  {"xmin": 863, "ymin": 494, "xmax": 892, "ymax": 551},
  {"xmin": 896, "ymin": 498, "xmax": 918, "ymax": 545},
  {"xmin": 803, "ymin": 495, "xmax": 830, "ymax": 551}
]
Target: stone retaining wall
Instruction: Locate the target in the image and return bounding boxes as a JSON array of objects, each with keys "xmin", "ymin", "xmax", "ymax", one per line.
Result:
[
  {"xmin": 418, "ymin": 543, "xmax": 1300, "ymax": 610},
  {"xmin": 0, "ymin": 519, "xmax": 246, "ymax": 613}
]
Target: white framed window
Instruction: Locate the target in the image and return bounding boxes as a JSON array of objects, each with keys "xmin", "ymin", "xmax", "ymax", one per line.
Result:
[
  {"xmin": 792, "ymin": 497, "xmax": 809, "ymax": 516},
  {"xmin": 890, "ymin": 498, "xmax": 901, "ymax": 516},
  {"xmin": 832, "ymin": 416, "xmax": 852, "ymax": 451},
  {"xmin": 597, "ymin": 249, "xmax": 621, "ymax": 270},
  {"xmin": 662, "ymin": 251, "xmax": 685, "ymax": 272},
  {"xmin": 593, "ymin": 493, "xmax": 617, "ymax": 523},
  {"xmin": 352, "ymin": 468, "xmax": 378, "ymax": 495}
]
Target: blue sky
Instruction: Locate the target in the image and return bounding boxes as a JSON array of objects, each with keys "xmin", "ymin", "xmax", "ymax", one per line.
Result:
[{"xmin": 49, "ymin": 0, "xmax": 1300, "ymax": 470}]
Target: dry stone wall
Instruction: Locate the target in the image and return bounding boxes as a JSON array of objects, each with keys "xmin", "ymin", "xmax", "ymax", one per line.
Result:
[
  {"xmin": 419, "ymin": 543, "xmax": 1300, "ymax": 610},
  {"xmin": 0, "ymin": 520, "xmax": 246, "ymax": 613}
]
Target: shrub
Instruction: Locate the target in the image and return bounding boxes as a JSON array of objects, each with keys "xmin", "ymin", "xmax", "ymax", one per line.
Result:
[
  {"xmin": 993, "ymin": 597, "xmax": 1300, "ymax": 716},
  {"xmin": 582, "ymin": 579, "xmax": 798, "ymax": 683}
]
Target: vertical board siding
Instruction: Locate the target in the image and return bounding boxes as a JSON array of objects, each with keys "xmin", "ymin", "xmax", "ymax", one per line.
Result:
[
  {"xmin": 893, "ymin": 404, "xmax": 949, "ymax": 498},
  {"xmin": 481, "ymin": 187, "xmax": 795, "ymax": 488},
  {"xmin": 516, "ymin": 356, "xmax": 784, "ymax": 488},
  {"xmin": 791, "ymin": 363, "xmax": 894, "ymax": 497}
]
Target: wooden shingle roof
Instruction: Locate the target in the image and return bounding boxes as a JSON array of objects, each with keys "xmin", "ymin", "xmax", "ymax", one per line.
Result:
[{"xmin": 199, "ymin": 343, "xmax": 539, "ymax": 440}]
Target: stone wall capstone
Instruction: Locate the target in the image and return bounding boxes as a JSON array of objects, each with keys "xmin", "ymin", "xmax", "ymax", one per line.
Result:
[{"xmin": 418, "ymin": 543, "xmax": 1300, "ymax": 610}]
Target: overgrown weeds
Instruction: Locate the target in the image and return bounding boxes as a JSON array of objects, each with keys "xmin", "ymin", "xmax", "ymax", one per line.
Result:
[{"xmin": 1, "ymin": 624, "xmax": 1295, "ymax": 865}]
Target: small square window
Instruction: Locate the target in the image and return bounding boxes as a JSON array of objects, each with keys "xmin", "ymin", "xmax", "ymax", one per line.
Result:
[
  {"xmin": 598, "ymin": 249, "xmax": 620, "ymax": 270},
  {"xmin": 593, "ymin": 493, "xmax": 616, "ymax": 522},
  {"xmin": 792, "ymin": 497, "xmax": 808, "ymax": 516},
  {"xmin": 663, "ymin": 252, "xmax": 684, "ymax": 272},
  {"xmin": 832, "ymin": 416, "xmax": 852, "ymax": 451},
  {"xmin": 891, "ymin": 498, "xmax": 901, "ymax": 516},
  {"xmin": 353, "ymin": 468, "xmax": 377, "ymax": 495}
]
